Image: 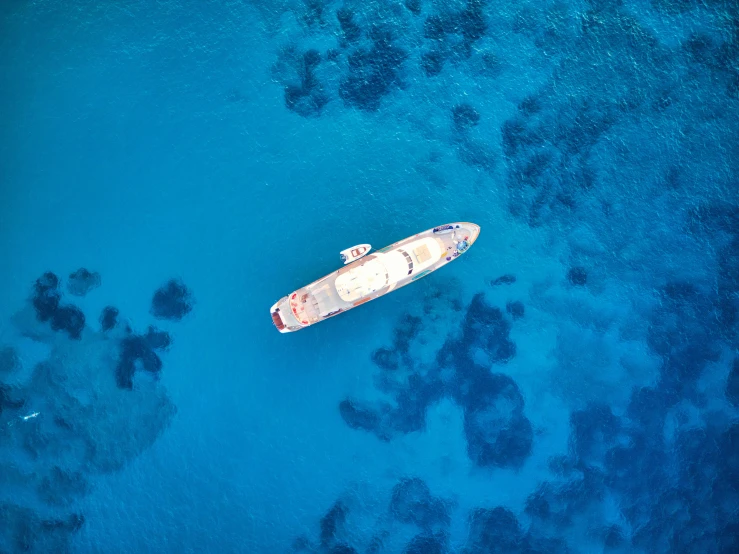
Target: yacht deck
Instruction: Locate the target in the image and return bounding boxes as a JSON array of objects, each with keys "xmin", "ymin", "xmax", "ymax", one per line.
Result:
[{"xmin": 273, "ymin": 222, "xmax": 480, "ymax": 332}]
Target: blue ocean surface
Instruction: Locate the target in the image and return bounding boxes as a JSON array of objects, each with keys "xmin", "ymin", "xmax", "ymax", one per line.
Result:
[{"xmin": 1, "ymin": 0, "xmax": 738, "ymax": 552}]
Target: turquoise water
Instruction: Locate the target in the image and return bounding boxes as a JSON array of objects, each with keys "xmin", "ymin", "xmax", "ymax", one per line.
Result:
[{"xmin": 1, "ymin": 0, "xmax": 738, "ymax": 552}]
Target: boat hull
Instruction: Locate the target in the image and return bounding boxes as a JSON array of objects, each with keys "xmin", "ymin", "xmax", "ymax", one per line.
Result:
[{"xmin": 270, "ymin": 222, "xmax": 480, "ymax": 333}]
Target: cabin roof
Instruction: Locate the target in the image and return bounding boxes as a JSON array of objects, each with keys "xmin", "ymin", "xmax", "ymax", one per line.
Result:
[{"xmin": 335, "ymin": 258, "xmax": 389, "ymax": 302}]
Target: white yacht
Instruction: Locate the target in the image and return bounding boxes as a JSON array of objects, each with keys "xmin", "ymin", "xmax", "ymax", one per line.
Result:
[{"xmin": 270, "ymin": 222, "xmax": 480, "ymax": 332}]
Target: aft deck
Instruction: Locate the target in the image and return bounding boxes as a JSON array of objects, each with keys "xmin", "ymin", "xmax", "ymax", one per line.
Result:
[{"xmin": 288, "ymin": 274, "xmax": 351, "ymax": 324}]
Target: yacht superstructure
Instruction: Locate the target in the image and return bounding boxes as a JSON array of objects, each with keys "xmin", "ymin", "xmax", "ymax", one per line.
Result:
[{"xmin": 270, "ymin": 222, "xmax": 480, "ymax": 333}]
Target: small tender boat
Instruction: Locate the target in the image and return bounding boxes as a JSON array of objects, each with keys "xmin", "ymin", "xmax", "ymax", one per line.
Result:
[
  {"xmin": 270, "ymin": 222, "xmax": 480, "ymax": 333},
  {"xmin": 340, "ymin": 244, "xmax": 371, "ymax": 264}
]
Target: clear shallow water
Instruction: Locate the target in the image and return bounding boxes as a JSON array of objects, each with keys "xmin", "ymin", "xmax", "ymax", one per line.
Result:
[{"xmin": 1, "ymin": 0, "xmax": 738, "ymax": 552}]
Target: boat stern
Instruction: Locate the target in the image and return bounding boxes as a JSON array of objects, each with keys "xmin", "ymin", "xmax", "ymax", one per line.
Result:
[{"xmin": 270, "ymin": 296, "xmax": 303, "ymax": 333}]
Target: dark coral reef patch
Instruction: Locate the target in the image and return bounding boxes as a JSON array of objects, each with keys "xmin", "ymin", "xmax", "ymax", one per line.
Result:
[
  {"xmin": 341, "ymin": 292, "xmax": 531, "ymax": 469},
  {"xmin": 150, "ymin": 278, "xmax": 194, "ymax": 321}
]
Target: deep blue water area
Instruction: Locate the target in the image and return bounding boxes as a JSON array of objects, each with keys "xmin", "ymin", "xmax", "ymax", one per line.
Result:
[{"xmin": 1, "ymin": 0, "xmax": 738, "ymax": 552}]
